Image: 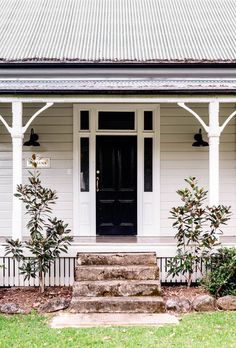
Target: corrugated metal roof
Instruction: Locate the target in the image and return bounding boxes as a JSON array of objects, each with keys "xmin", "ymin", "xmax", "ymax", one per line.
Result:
[
  {"xmin": 0, "ymin": 79, "xmax": 236, "ymax": 90},
  {"xmin": 0, "ymin": 0, "xmax": 235, "ymax": 63}
]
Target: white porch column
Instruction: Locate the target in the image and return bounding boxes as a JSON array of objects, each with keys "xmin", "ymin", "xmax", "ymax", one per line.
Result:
[
  {"xmin": 178, "ymin": 101, "xmax": 222, "ymax": 207},
  {"xmin": 0, "ymin": 101, "xmax": 54, "ymax": 240},
  {"xmin": 11, "ymin": 102, "xmax": 23, "ymax": 240},
  {"xmin": 208, "ymin": 101, "xmax": 220, "ymax": 206}
]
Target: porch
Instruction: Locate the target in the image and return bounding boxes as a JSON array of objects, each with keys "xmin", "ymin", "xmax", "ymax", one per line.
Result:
[{"xmin": 0, "ymin": 95, "xmax": 236, "ymax": 247}]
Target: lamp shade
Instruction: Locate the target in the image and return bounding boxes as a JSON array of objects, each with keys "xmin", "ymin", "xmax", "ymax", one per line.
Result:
[
  {"xmin": 23, "ymin": 128, "xmax": 40, "ymax": 146},
  {"xmin": 192, "ymin": 129, "xmax": 208, "ymax": 147}
]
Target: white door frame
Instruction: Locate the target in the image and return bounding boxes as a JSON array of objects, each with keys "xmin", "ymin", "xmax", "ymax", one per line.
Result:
[{"xmin": 73, "ymin": 103, "xmax": 160, "ymax": 237}]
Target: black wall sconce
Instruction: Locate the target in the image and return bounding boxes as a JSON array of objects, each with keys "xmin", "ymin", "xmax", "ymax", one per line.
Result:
[
  {"xmin": 192, "ymin": 129, "xmax": 209, "ymax": 147},
  {"xmin": 23, "ymin": 128, "xmax": 40, "ymax": 146}
]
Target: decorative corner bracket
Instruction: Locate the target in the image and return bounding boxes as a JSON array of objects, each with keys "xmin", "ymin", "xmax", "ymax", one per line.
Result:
[
  {"xmin": 0, "ymin": 102, "xmax": 54, "ymax": 136},
  {"xmin": 220, "ymin": 109, "xmax": 236, "ymax": 133},
  {"xmin": 0, "ymin": 114, "xmax": 12, "ymax": 134},
  {"xmin": 178, "ymin": 102, "xmax": 236, "ymax": 136},
  {"xmin": 177, "ymin": 103, "xmax": 209, "ymax": 133},
  {"xmin": 22, "ymin": 102, "xmax": 54, "ymax": 133}
]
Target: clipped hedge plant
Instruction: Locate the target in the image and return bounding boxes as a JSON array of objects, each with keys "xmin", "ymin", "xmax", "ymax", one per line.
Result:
[{"xmin": 202, "ymin": 247, "xmax": 236, "ymax": 297}]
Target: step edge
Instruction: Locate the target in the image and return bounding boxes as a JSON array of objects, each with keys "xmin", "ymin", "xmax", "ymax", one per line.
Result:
[
  {"xmin": 77, "ymin": 252, "xmax": 157, "ymax": 255},
  {"xmin": 71, "ymin": 296, "xmax": 164, "ymax": 301},
  {"xmin": 73, "ymin": 279, "xmax": 161, "ymax": 284},
  {"xmin": 76, "ymin": 265, "xmax": 158, "ymax": 269}
]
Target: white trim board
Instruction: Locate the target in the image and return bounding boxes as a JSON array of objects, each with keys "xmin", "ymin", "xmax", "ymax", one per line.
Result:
[
  {"xmin": 73, "ymin": 104, "xmax": 160, "ymax": 237},
  {"xmin": 1, "ymin": 96, "xmax": 236, "ymax": 103}
]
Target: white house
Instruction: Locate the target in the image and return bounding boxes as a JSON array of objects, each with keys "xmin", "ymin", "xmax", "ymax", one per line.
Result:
[{"xmin": 0, "ymin": 0, "xmax": 235, "ymax": 257}]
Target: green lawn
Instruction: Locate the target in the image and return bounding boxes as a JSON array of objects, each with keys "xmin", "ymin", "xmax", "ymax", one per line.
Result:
[{"xmin": 0, "ymin": 312, "xmax": 235, "ymax": 348}]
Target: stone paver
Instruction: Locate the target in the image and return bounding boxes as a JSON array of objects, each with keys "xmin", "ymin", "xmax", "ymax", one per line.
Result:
[
  {"xmin": 73, "ymin": 279, "xmax": 161, "ymax": 297},
  {"xmin": 75, "ymin": 265, "xmax": 159, "ymax": 281},
  {"xmin": 77, "ymin": 252, "xmax": 157, "ymax": 266},
  {"xmin": 70, "ymin": 296, "xmax": 165, "ymax": 313},
  {"xmin": 50, "ymin": 313, "xmax": 179, "ymax": 328}
]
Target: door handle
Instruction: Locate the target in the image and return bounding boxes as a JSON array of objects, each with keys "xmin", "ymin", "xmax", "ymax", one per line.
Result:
[{"xmin": 96, "ymin": 170, "xmax": 100, "ymax": 192}]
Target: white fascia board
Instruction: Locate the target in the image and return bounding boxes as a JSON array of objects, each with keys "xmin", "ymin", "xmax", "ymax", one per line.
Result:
[
  {"xmin": 1, "ymin": 67, "xmax": 236, "ymax": 80},
  {"xmin": 0, "ymin": 95, "xmax": 236, "ymax": 103}
]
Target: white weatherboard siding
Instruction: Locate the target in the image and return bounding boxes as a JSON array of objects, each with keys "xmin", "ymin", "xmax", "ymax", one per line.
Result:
[
  {"xmin": 0, "ymin": 103, "xmax": 73, "ymax": 237},
  {"xmin": 0, "ymin": 103, "xmax": 13, "ymax": 237},
  {"xmin": 160, "ymin": 103, "xmax": 236, "ymax": 237},
  {"xmin": 0, "ymin": 103, "xmax": 235, "ymax": 237}
]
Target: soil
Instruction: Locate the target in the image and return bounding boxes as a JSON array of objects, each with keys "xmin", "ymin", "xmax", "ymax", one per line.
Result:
[
  {"xmin": 0, "ymin": 286, "xmax": 72, "ymax": 311},
  {"xmin": 162, "ymin": 285, "xmax": 209, "ymax": 301},
  {"xmin": 0, "ymin": 285, "xmax": 209, "ymax": 312}
]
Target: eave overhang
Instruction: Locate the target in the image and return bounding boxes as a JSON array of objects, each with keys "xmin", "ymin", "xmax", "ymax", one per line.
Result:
[{"xmin": 0, "ymin": 79, "xmax": 236, "ymax": 94}]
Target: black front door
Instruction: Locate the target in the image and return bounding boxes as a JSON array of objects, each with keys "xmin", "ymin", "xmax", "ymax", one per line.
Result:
[{"xmin": 96, "ymin": 136, "xmax": 137, "ymax": 235}]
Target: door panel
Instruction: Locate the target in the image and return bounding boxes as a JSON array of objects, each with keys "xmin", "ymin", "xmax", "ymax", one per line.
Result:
[{"xmin": 96, "ymin": 136, "xmax": 137, "ymax": 235}]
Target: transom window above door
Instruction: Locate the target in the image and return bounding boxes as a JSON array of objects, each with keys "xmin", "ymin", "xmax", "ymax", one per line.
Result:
[
  {"xmin": 98, "ymin": 111, "xmax": 135, "ymax": 130},
  {"xmin": 79, "ymin": 108, "xmax": 155, "ymax": 133}
]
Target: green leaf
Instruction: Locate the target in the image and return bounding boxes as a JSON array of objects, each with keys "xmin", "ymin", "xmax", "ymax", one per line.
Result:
[{"xmin": 168, "ymin": 176, "xmax": 231, "ymax": 287}]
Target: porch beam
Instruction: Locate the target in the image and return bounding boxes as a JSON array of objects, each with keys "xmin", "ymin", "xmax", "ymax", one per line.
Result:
[{"xmin": 1, "ymin": 96, "xmax": 236, "ymax": 104}]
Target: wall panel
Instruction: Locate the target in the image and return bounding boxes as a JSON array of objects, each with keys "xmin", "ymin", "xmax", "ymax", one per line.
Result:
[{"xmin": 160, "ymin": 103, "xmax": 236, "ymax": 237}]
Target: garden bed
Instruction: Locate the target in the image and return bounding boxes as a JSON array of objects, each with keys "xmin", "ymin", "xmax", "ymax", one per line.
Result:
[
  {"xmin": 0, "ymin": 285, "xmax": 208, "ymax": 313},
  {"xmin": 0, "ymin": 286, "xmax": 72, "ymax": 313},
  {"xmin": 0, "ymin": 285, "xmax": 235, "ymax": 314},
  {"xmin": 162, "ymin": 285, "xmax": 209, "ymax": 301}
]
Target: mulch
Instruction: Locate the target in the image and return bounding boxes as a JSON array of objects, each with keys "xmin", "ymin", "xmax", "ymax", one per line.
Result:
[
  {"xmin": 0, "ymin": 286, "xmax": 72, "ymax": 311},
  {"xmin": 0, "ymin": 285, "xmax": 209, "ymax": 312},
  {"xmin": 162, "ymin": 285, "xmax": 209, "ymax": 301}
]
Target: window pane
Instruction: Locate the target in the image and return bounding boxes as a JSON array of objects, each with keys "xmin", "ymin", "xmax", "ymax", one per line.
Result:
[
  {"xmin": 80, "ymin": 138, "xmax": 89, "ymax": 191},
  {"xmin": 98, "ymin": 111, "xmax": 135, "ymax": 130},
  {"xmin": 144, "ymin": 138, "xmax": 153, "ymax": 192},
  {"xmin": 144, "ymin": 111, "xmax": 153, "ymax": 130},
  {"xmin": 80, "ymin": 110, "xmax": 89, "ymax": 130}
]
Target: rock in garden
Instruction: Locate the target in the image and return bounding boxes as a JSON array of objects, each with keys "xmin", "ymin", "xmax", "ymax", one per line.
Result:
[
  {"xmin": 178, "ymin": 297, "xmax": 192, "ymax": 312},
  {"xmin": 217, "ymin": 296, "xmax": 236, "ymax": 311},
  {"xmin": 39, "ymin": 297, "xmax": 70, "ymax": 313},
  {"xmin": 193, "ymin": 295, "xmax": 216, "ymax": 312},
  {"xmin": 165, "ymin": 298, "xmax": 180, "ymax": 312},
  {"xmin": 32, "ymin": 302, "xmax": 41, "ymax": 309},
  {"xmin": 166, "ymin": 297, "xmax": 191, "ymax": 313},
  {"xmin": 0, "ymin": 303, "xmax": 26, "ymax": 314}
]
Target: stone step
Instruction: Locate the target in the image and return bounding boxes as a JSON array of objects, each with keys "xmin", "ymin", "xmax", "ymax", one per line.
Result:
[
  {"xmin": 70, "ymin": 296, "xmax": 165, "ymax": 313},
  {"xmin": 73, "ymin": 280, "xmax": 161, "ymax": 297},
  {"xmin": 75, "ymin": 265, "xmax": 159, "ymax": 281},
  {"xmin": 77, "ymin": 252, "xmax": 157, "ymax": 266}
]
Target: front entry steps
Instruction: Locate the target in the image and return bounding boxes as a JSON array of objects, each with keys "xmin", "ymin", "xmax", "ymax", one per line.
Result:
[{"xmin": 70, "ymin": 252, "xmax": 165, "ymax": 313}]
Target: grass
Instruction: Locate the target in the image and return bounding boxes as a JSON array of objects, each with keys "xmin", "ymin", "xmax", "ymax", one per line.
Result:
[{"xmin": 0, "ymin": 311, "xmax": 235, "ymax": 348}]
